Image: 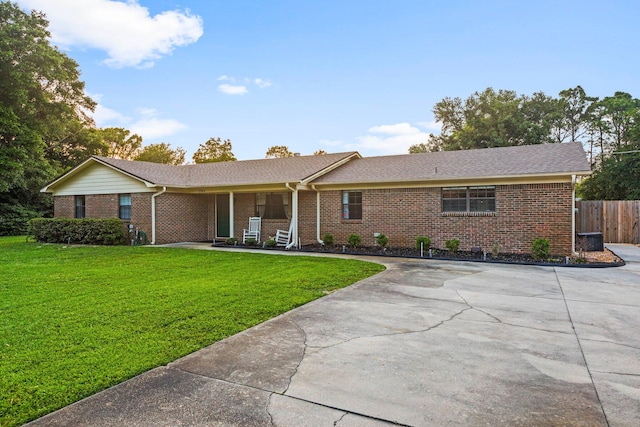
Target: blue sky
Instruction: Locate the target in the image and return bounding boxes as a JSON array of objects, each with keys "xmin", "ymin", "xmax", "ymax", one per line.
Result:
[{"xmin": 15, "ymin": 0, "xmax": 640, "ymax": 161}]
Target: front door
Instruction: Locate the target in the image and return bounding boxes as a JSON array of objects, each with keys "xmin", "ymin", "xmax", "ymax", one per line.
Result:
[{"xmin": 216, "ymin": 194, "xmax": 230, "ymax": 238}]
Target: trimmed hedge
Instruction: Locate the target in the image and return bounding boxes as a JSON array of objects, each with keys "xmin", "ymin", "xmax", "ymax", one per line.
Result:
[{"xmin": 28, "ymin": 218, "xmax": 127, "ymax": 245}]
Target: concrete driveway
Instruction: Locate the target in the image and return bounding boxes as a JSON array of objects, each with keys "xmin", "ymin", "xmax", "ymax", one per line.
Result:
[{"xmin": 29, "ymin": 244, "xmax": 640, "ymax": 426}]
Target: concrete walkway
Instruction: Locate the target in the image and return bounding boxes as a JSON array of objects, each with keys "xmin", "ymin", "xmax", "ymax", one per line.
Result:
[{"xmin": 28, "ymin": 244, "xmax": 640, "ymax": 426}]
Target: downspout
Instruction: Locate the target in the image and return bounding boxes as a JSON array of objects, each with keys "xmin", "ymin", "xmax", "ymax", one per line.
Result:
[
  {"xmin": 151, "ymin": 186, "xmax": 167, "ymax": 245},
  {"xmin": 571, "ymin": 175, "xmax": 577, "ymax": 255},
  {"xmin": 311, "ymin": 185, "xmax": 323, "ymax": 245},
  {"xmin": 229, "ymin": 192, "xmax": 234, "ymax": 238},
  {"xmin": 285, "ymin": 183, "xmax": 298, "ymax": 249}
]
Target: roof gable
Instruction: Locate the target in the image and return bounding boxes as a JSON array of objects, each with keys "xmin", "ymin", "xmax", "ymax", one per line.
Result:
[
  {"xmin": 46, "ymin": 162, "xmax": 153, "ymax": 196},
  {"xmin": 43, "ymin": 152, "xmax": 361, "ymax": 192}
]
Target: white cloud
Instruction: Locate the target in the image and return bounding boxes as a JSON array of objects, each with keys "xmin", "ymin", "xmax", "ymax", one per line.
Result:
[
  {"xmin": 218, "ymin": 84, "xmax": 248, "ymax": 95},
  {"xmin": 217, "ymin": 75, "xmax": 272, "ymax": 94},
  {"xmin": 416, "ymin": 121, "xmax": 442, "ymax": 131},
  {"xmin": 93, "ymin": 104, "xmax": 129, "ymax": 125},
  {"xmin": 89, "ymin": 98, "xmax": 185, "ymax": 139},
  {"xmin": 254, "ymin": 78, "xmax": 272, "ymax": 88},
  {"xmin": 319, "ymin": 122, "xmax": 432, "ymax": 156},
  {"xmin": 368, "ymin": 123, "xmax": 421, "ymax": 135},
  {"xmin": 16, "ymin": 0, "xmax": 203, "ymax": 68},
  {"xmin": 128, "ymin": 108, "xmax": 186, "ymax": 139},
  {"xmin": 129, "ymin": 117, "xmax": 186, "ymax": 139}
]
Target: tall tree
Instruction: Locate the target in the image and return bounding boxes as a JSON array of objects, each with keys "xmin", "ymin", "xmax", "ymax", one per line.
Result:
[
  {"xmin": 265, "ymin": 145, "xmax": 294, "ymax": 158},
  {"xmin": 135, "ymin": 143, "xmax": 186, "ymax": 165},
  {"xmin": 192, "ymin": 137, "xmax": 236, "ymax": 163},
  {"xmin": 313, "ymin": 149, "xmax": 327, "ymax": 155},
  {"xmin": 408, "ymin": 143, "xmax": 430, "ymax": 153},
  {"xmin": 556, "ymin": 86, "xmax": 596, "ymax": 143},
  {"xmin": 577, "ymin": 142, "xmax": 640, "ymax": 200},
  {"xmin": 98, "ymin": 127, "xmax": 142, "ymax": 160},
  {"xmin": 0, "ymin": 1, "xmax": 96, "ymax": 234},
  {"xmin": 427, "ymin": 88, "xmax": 558, "ymax": 151}
]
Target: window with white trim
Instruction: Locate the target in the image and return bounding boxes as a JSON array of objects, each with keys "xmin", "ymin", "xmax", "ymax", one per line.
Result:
[
  {"xmin": 256, "ymin": 193, "xmax": 289, "ymax": 219},
  {"xmin": 119, "ymin": 194, "xmax": 132, "ymax": 220},
  {"xmin": 342, "ymin": 191, "xmax": 362, "ymax": 220},
  {"xmin": 75, "ymin": 195, "xmax": 85, "ymax": 218},
  {"xmin": 442, "ymin": 186, "xmax": 495, "ymax": 212}
]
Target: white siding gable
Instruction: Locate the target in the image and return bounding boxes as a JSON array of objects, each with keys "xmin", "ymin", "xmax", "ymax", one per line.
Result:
[{"xmin": 52, "ymin": 163, "xmax": 153, "ymax": 196}]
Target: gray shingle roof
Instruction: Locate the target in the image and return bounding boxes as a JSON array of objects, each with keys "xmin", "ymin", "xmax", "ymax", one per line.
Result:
[
  {"xmin": 93, "ymin": 152, "xmax": 359, "ymax": 187},
  {"xmin": 311, "ymin": 143, "xmax": 591, "ymax": 185}
]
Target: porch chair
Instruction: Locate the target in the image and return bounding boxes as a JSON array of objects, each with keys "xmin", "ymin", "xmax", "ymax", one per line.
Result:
[
  {"xmin": 242, "ymin": 216, "xmax": 261, "ymax": 243},
  {"xmin": 275, "ymin": 222, "xmax": 294, "ymax": 248}
]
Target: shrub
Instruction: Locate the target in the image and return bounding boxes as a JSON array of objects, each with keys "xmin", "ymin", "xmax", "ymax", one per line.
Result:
[
  {"xmin": 28, "ymin": 218, "xmax": 127, "ymax": 245},
  {"xmin": 225, "ymin": 237, "xmax": 238, "ymax": 245},
  {"xmin": 445, "ymin": 239, "xmax": 460, "ymax": 252},
  {"xmin": 245, "ymin": 238, "xmax": 258, "ymax": 246},
  {"xmin": 322, "ymin": 233, "xmax": 334, "ymax": 246},
  {"xmin": 531, "ymin": 238, "xmax": 550, "ymax": 260},
  {"xmin": 265, "ymin": 237, "xmax": 277, "ymax": 248},
  {"xmin": 415, "ymin": 236, "xmax": 431, "ymax": 250},
  {"xmin": 491, "ymin": 243, "xmax": 500, "ymax": 258},
  {"xmin": 375, "ymin": 233, "xmax": 388, "ymax": 248},
  {"xmin": 347, "ymin": 233, "xmax": 361, "ymax": 248},
  {"xmin": 0, "ymin": 203, "xmax": 42, "ymax": 236}
]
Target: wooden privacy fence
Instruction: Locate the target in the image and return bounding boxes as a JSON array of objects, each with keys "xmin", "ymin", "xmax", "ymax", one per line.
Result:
[{"xmin": 576, "ymin": 200, "xmax": 640, "ymax": 244}]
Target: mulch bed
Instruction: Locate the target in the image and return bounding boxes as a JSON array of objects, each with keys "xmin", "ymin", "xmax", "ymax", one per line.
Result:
[{"xmin": 212, "ymin": 243, "xmax": 623, "ymax": 267}]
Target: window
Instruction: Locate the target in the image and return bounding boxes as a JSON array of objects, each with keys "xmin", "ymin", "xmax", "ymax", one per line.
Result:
[
  {"xmin": 342, "ymin": 191, "xmax": 362, "ymax": 220},
  {"xmin": 119, "ymin": 194, "xmax": 132, "ymax": 220},
  {"xmin": 256, "ymin": 193, "xmax": 289, "ymax": 219},
  {"xmin": 75, "ymin": 196, "xmax": 85, "ymax": 218},
  {"xmin": 442, "ymin": 186, "xmax": 495, "ymax": 212}
]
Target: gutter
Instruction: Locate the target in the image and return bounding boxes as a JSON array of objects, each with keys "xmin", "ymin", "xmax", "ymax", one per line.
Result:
[
  {"xmin": 311, "ymin": 185, "xmax": 323, "ymax": 245},
  {"xmin": 151, "ymin": 186, "xmax": 167, "ymax": 245}
]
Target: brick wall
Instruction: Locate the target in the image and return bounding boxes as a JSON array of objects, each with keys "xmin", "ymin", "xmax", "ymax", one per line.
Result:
[
  {"xmin": 303, "ymin": 184, "xmax": 573, "ymax": 255},
  {"xmin": 54, "ymin": 196, "xmax": 75, "ymax": 217},
  {"xmin": 154, "ymin": 193, "xmax": 209, "ymax": 244},
  {"xmin": 55, "ymin": 183, "xmax": 573, "ymax": 254},
  {"xmin": 54, "ymin": 192, "xmax": 209, "ymax": 244}
]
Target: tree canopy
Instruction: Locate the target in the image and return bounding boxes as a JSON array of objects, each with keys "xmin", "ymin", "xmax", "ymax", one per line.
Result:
[
  {"xmin": 192, "ymin": 137, "xmax": 236, "ymax": 163},
  {"xmin": 135, "ymin": 143, "xmax": 186, "ymax": 165},
  {"xmin": 265, "ymin": 145, "xmax": 294, "ymax": 158},
  {"xmin": 412, "ymin": 86, "xmax": 640, "ymax": 200},
  {"xmin": 0, "ymin": 1, "xmax": 99, "ymax": 234}
]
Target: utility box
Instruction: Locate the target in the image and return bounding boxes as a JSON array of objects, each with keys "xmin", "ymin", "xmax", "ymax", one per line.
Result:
[{"xmin": 577, "ymin": 232, "xmax": 604, "ymax": 252}]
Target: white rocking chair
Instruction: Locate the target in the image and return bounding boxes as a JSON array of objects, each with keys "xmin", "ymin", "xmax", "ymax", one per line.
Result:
[
  {"xmin": 242, "ymin": 217, "xmax": 261, "ymax": 243},
  {"xmin": 275, "ymin": 222, "xmax": 294, "ymax": 248}
]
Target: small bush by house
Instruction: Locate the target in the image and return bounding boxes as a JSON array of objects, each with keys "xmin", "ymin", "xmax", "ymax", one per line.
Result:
[
  {"xmin": 531, "ymin": 238, "xmax": 550, "ymax": 260},
  {"xmin": 416, "ymin": 236, "xmax": 431, "ymax": 250},
  {"xmin": 445, "ymin": 239, "xmax": 460, "ymax": 252},
  {"xmin": 28, "ymin": 218, "xmax": 127, "ymax": 245}
]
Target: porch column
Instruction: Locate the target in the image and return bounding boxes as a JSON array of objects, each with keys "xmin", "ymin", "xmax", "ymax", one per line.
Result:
[
  {"xmin": 292, "ymin": 187, "xmax": 298, "ymax": 247},
  {"xmin": 229, "ymin": 192, "xmax": 234, "ymax": 238}
]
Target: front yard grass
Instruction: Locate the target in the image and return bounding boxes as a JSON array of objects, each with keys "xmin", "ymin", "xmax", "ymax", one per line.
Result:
[{"xmin": 0, "ymin": 236, "xmax": 384, "ymax": 426}]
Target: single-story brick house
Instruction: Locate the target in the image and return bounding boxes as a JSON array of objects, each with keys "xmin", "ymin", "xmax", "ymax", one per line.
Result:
[{"xmin": 42, "ymin": 142, "xmax": 591, "ymax": 255}]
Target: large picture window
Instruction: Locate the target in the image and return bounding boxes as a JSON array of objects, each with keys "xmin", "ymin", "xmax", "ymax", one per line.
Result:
[
  {"xmin": 75, "ymin": 195, "xmax": 85, "ymax": 218},
  {"xmin": 256, "ymin": 193, "xmax": 289, "ymax": 219},
  {"xmin": 342, "ymin": 191, "xmax": 362, "ymax": 220},
  {"xmin": 119, "ymin": 194, "xmax": 132, "ymax": 220},
  {"xmin": 442, "ymin": 186, "xmax": 495, "ymax": 212}
]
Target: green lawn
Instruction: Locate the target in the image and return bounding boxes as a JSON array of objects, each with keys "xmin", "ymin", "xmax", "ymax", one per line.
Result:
[{"xmin": 0, "ymin": 236, "xmax": 384, "ymax": 426}]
